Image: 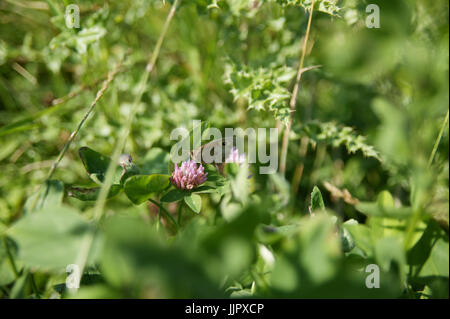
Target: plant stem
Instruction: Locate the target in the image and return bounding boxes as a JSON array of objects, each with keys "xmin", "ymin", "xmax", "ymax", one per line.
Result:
[
  {"xmin": 428, "ymin": 108, "xmax": 449, "ymax": 167},
  {"xmin": 50, "ymin": 65, "xmax": 127, "ymax": 106},
  {"xmin": 157, "ymin": 208, "xmax": 161, "ymax": 232},
  {"xmin": 92, "ymin": 0, "xmax": 181, "ymax": 223},
  {"xmin": 177, "ymin": 201, "xmax": 183, "ymax": 226},
  {"xmin": 291, "ymin": 136, "xmax": 309, "ymax": 198},
  {"xmin": 27, "ymin": 55, "xmax": 127, "ymax": 214},
  {"xmin": 149, "ymin": 198, "xmax": 179, "ymax": 231},
  {"xmin": 72, "ymin": 0, "xmax": 181, "ymax": 290},
  {"xmin": 279, "ymin": 0, "xmax": 315, "ymax": 175}
]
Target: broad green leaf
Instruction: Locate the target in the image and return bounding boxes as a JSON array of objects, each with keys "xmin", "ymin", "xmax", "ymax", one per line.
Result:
[
  {"xmin": 378, "ymin": 190, "xmax": 395, "ymax": 208},
  {"xmin": 0, "ymin": 237, "xmax": 17, "ymax": 286},
  {"xmin": 7, "ymin": 205, "xmax": 99, "ymax": 270},
  {"xmin": 356, "ymin": 202, "xmax": 412, "ymax": 219},
  {"xmin": 374, "ymin": 237, "xmax": 407, "ymax": 285},
  {"xmin": 408, "ymin": 221, "xmax": 449, "ymax": 281},
  {"xmin": 184, "ymin": 193, "xmax": 202, "ymax": 214},
  {"xmin": 271, "ymin": 256, "xmax": 299, "ymax": 292},
  {"xmin": 343, "ymin": 221, "xmax": 373, "ymax": 256},
  {"xmin": 192, "ymin": 185, "xmax": 217, "ymax": 194},
  {"xmin": 123, "ymin": 174, "xmax": 170, "ymax": 204},
  {"xmin": 119, "ymin": 164, "xmax": 141, "ymax": 185},
  {"xmin": 340, "ymin": 227, "xmax": 355, "ymax": 253},
  {"xmin": 298, "ymin": 215, "xmax": 341, "ymax": 284},
  {"xmin": 9, "ymin": 272, "xmax": 28, "ymax": 299},
  {"xmin": 418, "ymin": 237, "xmax": 449, "ymax": 278},
  {"xmin": 161, "ymin": 188, "xmax": 186, "ymax": 203},
  {"xmin": 78, "ymin": 147, "xmax": 121, "ymax": 184},
  {"xmin": 310, "ymin": 186, "xmax": 325, "ymax": 212}
]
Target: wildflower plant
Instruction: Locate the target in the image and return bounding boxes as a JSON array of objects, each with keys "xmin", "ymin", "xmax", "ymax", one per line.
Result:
[
  {"xmin": 170, "ymin": 160, "xmax": 208, "ymax": 190},
  {"xmin": 0, "ymin": 0, "xmax": 448, "ymax": 301}
]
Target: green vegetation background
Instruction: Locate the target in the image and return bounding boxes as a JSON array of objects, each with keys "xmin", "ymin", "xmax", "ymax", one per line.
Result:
[{"xmin": 0, "ymin": 0, "xmax": 448, "ymax": 298}]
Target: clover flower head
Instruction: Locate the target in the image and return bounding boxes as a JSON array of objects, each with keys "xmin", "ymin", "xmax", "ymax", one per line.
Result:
[
  {"xmin": 170, "ymin": 160, "xmax": 208, "ymax": 190},
  {"xmin": 225, "ymin": 147, "xmax": 246, "ymax": 164}
]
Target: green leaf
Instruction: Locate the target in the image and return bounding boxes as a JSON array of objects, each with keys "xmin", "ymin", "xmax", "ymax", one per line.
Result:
[
  {"xmin": 67, "ymin": 184, "xmax": 122, "ymax": 201},
  {"xmin": 123, "ymin": 174, "xmax": 170, "ymax": 204},
  {"xmin": 184, "ymin": 193, "xmax": 202, "ymax": 214},
  {"xmin": 9, "ymin": 272, "xmax": 28, "ymax": 299},
  {"xmin": 343, "ymin": 221, "xmax": 373, "ymax": 256},
  {"xmin": 161, "ymin": 188, "xmax": 186, "ymax": 203},
  {"xmin": 192, "ymin": 185, "xmax": 217, "ymax": 194},
  {"xmin": 298, "ymin": 215, "xmax": 341, "ymax": 284},
  {"xmin": 374, "ymin": 237, "xmax": 407, "ymax": 285},
  {"xmin": 340, "ymin": 227, "xmax": 355, "ymax": 253},
  {"xmin": 356, "ymin": 202, "xmax": 412, "ymax": 219},
  {"xmin": 418, "ymin": 236, "xmax": 449, "ymax": 278},
  {"xmin": 0, "ymin": 237, "xmax": 17, "ymax": 286},
  {"xmin": 119, "ymin": 162, "xmax": 141, "ymax": 186},
  {"xmin": 7, "ymin": 205, "xmax": 99, "ymax": 270},
  {"xmin": 79, "ymin": 147, "xmax": 120, "ymax": 184},
  {"xmin": 224, "ymin": 63, "xmax": 295, "ymax": 126},
  {"xmin": 310, "ymin": 186, "xmax": 325, "ymax": 212},
  {"xmin": 295, "ymin": 121, "xmax": 381, "ymax": 161},
  {"xmin": 408, "ymin": 221, "xmax": 449, "ymax": 281}
]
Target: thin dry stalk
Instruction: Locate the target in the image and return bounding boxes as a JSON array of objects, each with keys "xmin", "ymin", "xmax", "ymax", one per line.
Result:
[{"xmin": 279, "ymin": 0, "xmax": 316, "ymax": 175}]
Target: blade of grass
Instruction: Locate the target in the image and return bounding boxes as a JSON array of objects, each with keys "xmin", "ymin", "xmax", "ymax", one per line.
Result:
[
  {"xmin": 279, "ymin": 0, "xmax": 315, "ymax": 176},
  {"xmin": 27, "ymin": 54, "xmax": 127, "ymax": 213},
  {"xmin": 428, "ymin": 108, "xmax": 449, "ymax": 167},
  {"xmin": 72, "ymin": 0, "xmax": 182, "ymax": 290}
]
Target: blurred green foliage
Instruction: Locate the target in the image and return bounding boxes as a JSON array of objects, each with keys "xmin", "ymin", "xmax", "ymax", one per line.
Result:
[{"xmin": 0, "ymin": 0, "xmax": 448, "ymax": 298}]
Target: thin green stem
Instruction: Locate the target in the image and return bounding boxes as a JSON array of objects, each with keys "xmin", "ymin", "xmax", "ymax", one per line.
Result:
[
  {"xmin": 45, "ymin": 60, "xmax": 124, "ymax": 182},
  {"xmin": 92, "ymin": 0, "xmax": 181, "ymax": 223},
  {"xmin": 149, "ymin": 198, "xmax": 179, "ymax": 231},
  {"xmin": 27, "ymin": 56, "xmax": 126, "ymax": 214},
  {"xmin": 72, "ymin": 0, "xmax": 181, "ymax": 290},
  {"xmin": 157, "ymin": 205, "xmax": 162, "ymax": 232},
  {"xmin": 177, "ymin": 201, "xmax": 183, "ymax": 226},
  {"xmin": 279, "ymin": 0, "xmax": 315, "ymax": 175},
  {"xmin": 428, "ymin": 109, "xmax": 449, "ymax": 167}
]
